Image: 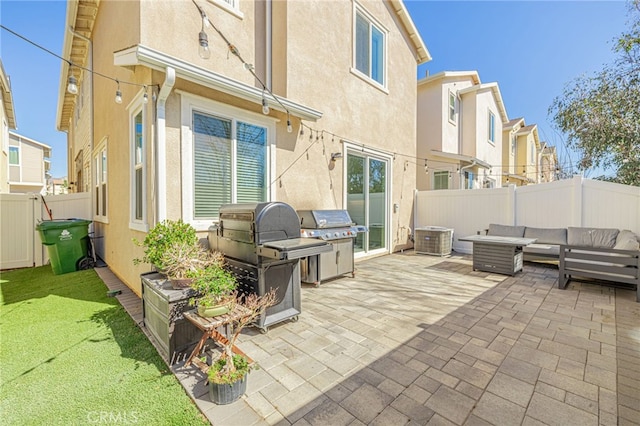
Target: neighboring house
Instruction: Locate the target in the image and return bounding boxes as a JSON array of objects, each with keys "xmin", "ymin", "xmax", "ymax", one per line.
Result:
[
  {"xmin": 416, "ymin": 71, "xmax": 507, "ymax": 191},
  {"xmin": 56, "ymin": 0, "xmax": 431, "ymax": 294},
  {"xmin": 48, "ymin": 177, "xmax": 69, "ymax": 195},
  {"xmin": 7, "ymin": 131, "xmax": 51, "ymax": 195},
  {"xmin": 539, "ymin": 145, "xmax": 559, "ymax": 183},
  {"xmin": 1, "ymin": 59, "xmax": 17, "ymax": 194}
]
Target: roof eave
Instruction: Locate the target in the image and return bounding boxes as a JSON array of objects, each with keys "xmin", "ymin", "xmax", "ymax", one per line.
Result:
[
  {"xmin": 114, "ymin": 45, "xmax": 323, "ymax": 121},
  {"xmin": 387, "ymin": 0, "xmax": 431, "ymax": 64}
]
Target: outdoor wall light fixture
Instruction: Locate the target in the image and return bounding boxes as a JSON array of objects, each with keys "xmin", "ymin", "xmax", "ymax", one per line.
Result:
[
  {"xmin": 331, "ymin": 152, "xmax": 343, "ymax": 162},
  {"xmin": 67, "ymin": 75, "xmax": 78, "ymax": 95}
]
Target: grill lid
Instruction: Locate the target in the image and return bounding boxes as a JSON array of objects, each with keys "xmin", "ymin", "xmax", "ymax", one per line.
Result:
[
  {"xmin": 297, "ymin": 209, "xmax": 354, "ymax": 229},
  {"xmin": 219, "ymin": 202, "xmax": 300, "ymax": 244}
]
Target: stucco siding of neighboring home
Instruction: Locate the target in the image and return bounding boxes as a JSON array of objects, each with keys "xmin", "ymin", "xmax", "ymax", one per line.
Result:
[
  {"xmin": 8, "ymin": 132, "xmax": 51, "ymax": 194},
  {"xmin": 416, "ymin": 80, "xmax": 442, "ymax": 191},
  {"xmin": 473, "ymin": 90, "xmax": 503, "ymax": 184}
]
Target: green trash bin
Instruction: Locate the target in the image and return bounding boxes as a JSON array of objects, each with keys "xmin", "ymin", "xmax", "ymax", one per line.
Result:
[{"xmin": 36, "ymin": 219, "xmax": 92, "ymax": 275}]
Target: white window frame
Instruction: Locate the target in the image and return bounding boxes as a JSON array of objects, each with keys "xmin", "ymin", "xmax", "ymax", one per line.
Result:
[
  {"xmin": 448, "ymin": 91, "xmax": 457, "ymax": 124},
  {"xmin": 128, "ymin": 91, "xmax": 148, "ymax": 232},
  {"xmin": 8, "ymin": 145, "xmax": 19, "ymax": 166},
  {"xmin": 433, "ymin": 170, "xmax": 450, "ymax": 190},
  {"xmin": 94, "ymin": 137, "xmax": 108, "ymax": 223},
  {"xmin": 511, "ymin": 133, "xmax": 517, "ymax": 156},
  {"xmin": 179, "ymin": 92, "xmax": 276, "ymax": 231},
  {"xmin": 352, "ymin": 3, "xmax": 388, "ymax": 90},
  {"xmin": 205, "ymin": 0, "xmax": 243, "ymax": 19},
  {"xmin": 488, "ymin": 110, "xmax": 496, "ymax": 144}
]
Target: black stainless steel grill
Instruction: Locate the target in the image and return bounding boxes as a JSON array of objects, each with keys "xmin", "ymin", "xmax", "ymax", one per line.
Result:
[
  {"xmin": 298, "ymin": 209, "xmax": 367, "ymax": 286},
  {"xmin": 208, "ymin": 202, "xmax": 331, "ymax": 332}
]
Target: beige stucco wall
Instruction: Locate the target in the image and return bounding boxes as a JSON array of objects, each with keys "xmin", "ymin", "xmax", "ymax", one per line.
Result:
[
  {"xmin": 275, "ymin": 0, "xmax": 419, "ymax": 250},
  {"xmin": 76, "ymin": 0, "xmax": 424, "ymax": 293}
]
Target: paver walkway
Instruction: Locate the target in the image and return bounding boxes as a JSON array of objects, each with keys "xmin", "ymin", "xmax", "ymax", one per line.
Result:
[{"xmin": 96, "ymin": 251, "xmax": 640, "ymax": 425}]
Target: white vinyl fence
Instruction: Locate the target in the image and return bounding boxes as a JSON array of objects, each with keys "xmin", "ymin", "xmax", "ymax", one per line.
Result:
[
  {"xmin": 415, "ymin": 176, "xmax": 640, "ymax": 254},
  {"xmin": 0, "ymin": 192, "xmax": 91, "ymax": 270}
]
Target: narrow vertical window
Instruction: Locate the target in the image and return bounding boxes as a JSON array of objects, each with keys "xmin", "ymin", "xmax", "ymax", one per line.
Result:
[
  {"xmin": 133, "ymin": 110, "xmax": 143, "ymax": 221},
  {"xmin": 448, "ymin": 91, "xmax": 456, "ymax": 123},
  {"xmin": 94, "ymin": 139, "xmax": 108, "ymax": 222},
  {"xmin": 488, "ymin": 111, "xmax": 496, "ymax": 143}
]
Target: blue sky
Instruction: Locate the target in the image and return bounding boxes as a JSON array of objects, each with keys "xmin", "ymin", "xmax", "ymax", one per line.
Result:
[{"xmin": 1, "ymin": 0, "xmax": 630, "ymax": 178}]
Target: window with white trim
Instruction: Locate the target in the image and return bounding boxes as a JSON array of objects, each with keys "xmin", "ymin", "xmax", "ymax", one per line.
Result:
[
  {"xmin": 433, "ymin": 171, "xmax": 449, "ymax": 190},
  {"xmin": 181, "ymin": 94, "xmax": 275, "ymax": 229},
  {"xmin": 448, "ymin": 91, "xmax": 456, "ymax": 123},
  {"xmin": 488, "ymin": 111, "xmax": 496, "ymax": 144},
  {"xmin": 94, "ymin": 138, "xmax": 108, "ymax": 221},
  {"xmin": 9, "ymin": 146, "xmax": 19, "ymax": 165},
  {"xmin": 511, "ymin": 133, "xmax": 516, "ymax": 156},
  {"xmin": 129, "ymin": 98, "xmax": 146, "ymax": 230},
  {"xmin": 354, "ymin": 6, "xmax": 386, "ymax": 86}
]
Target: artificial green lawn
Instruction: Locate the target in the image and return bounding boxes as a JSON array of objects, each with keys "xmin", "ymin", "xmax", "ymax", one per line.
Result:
[{"xmin": 0, "ymin": 266, "xmax": 210, "ymax": 426}]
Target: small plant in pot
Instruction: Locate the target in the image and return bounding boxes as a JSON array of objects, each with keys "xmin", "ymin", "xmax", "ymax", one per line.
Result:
[
  {"xmin": 189, "ymin": 257, "xmax": 238, "ymax": 317},
  {"xmin": 132, "ymin": 219, "xmax": 198, "ymax": 272},
  {"xmin": 159, "ymin": 242, "xmax": 219, "ymax": 290},
  {"xmin": 206, "ymin": 290, "xmax": 276, "ymax": 405}
]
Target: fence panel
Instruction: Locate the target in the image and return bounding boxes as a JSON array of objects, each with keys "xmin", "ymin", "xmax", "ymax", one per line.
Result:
[
  {"xmin": 1, "ymin": 192, "xmax": 92, "ymax": 270},
  {"xmin": 415, "ymin": 177, "xmax": 640, "ymax": 255},
  {"xmin": 0, "ymin": 193, "xmax": 40, "ymax": 269}
]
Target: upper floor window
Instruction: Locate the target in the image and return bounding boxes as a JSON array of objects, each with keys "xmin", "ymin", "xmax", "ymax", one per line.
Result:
[
  {"xmin": 354, "ymin": 7, "xmax": 386, "ymax": 86},
  {"xmin": 448, "ymin": 91, "xmax": 456, "ymax": 123},
  {"xmin": 530, "ymin": 142, "xmax": 535, "ymax": 162},
  {"xmin": 9, "ymin": 146, "xmax": 19, "ymax": 165},
  {"xmin": 488, "ymin": 111, "xmax": 496, "ymax": 144},
  {"xmin": 206, "ymin": 0, "xmax": 242, "ymax": 18}
]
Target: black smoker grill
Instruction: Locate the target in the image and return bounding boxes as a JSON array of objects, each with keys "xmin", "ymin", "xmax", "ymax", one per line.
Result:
[
  {"xmin": 208, "ymin": 202, "xmax": 331, "ymax": 332},
  {"xmin": 298, "ymin": 209, "xmax": 367, "ymax": 286}
]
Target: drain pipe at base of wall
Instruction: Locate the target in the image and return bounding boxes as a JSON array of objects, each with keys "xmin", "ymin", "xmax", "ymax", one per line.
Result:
[
  {"xmin": 459, "ymin": 160, "xmax": 477, "ymax": 189},
  {"xmin": 155, "ymin": 67, "xmax": 175, "ymax": 224}
]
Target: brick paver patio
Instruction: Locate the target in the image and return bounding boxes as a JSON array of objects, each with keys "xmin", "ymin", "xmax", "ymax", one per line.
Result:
[{"xmin": 97, "ymin": 251, "xmax": 640, "ymax": 425}]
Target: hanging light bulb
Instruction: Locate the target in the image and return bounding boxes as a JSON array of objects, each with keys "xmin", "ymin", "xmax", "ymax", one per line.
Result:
[
  {"xmin": 202, "ymin": 14, "xmax": 210, "ymax": 28},
  {"xmin": 67, "ymin": 75, "xmax": 78, "ymax": 95},
  {"xmin": 261, "ymin": 94, "xmax": 270, "ymax": 115},
  {"xmin": 424, "ymin": 160, "xmax": 429, "ymax": 174},
  {"xmin": 115, "ymin": 80, "xmax": 122, "ymax": 104},
  {"xmin": 286, "ymin": 114, "xmax": 292, "ymax": 133},
  {"xmin": 199, "ymin": 30, "xmax": 211, "ymax": 59},
  {"xmin": 143, "ymin": 92, "xmax": 149, "ymax": 104}
]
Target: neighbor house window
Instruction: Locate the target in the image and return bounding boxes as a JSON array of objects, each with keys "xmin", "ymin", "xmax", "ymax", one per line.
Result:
[
  {"xmin": 511, "ymin": 133, "xmax": 516, "ymax": 155},
  {"xmin": 181, "ymin": 94, "xmax": 275, "ymax": 229},
  {"xmin": 206, "ymin": 0, "xmax": 242, "ymax": 18},
  {"xmin": 488, "ymin": 111, "xmax": 496, "ymax": 143},
  {"xmin": 94, "ymin": 138, "xmax": 108, "ymax": 221},
  {"xmin": 448, "ymin": 91, "xmax": 456, "ymax": 123},
  {"xmin": 354, "ymin": 7, "xmax": 386, "ymax": 86},
  {"xmin": 9, "ymin": 146, "xmax": 19, "ymax": 165},
  {"xmin": 129, "ymin": 97, "xmax": 146, "ymax": 230},
  {"xmin": 433, "ymin": 171, "xmax": 449, "ymax": 190},
  {"xmin": 530, "ymin": 142, "xmax": 535, "ymax": 162}
]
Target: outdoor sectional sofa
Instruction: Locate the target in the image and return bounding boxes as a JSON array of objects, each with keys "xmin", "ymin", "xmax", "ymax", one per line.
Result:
[{"xmin": 485, "ymin": 224, "xmax": 640, "ymax": 301}]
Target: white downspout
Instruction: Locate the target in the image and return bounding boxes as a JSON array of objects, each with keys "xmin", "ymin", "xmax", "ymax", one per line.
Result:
[
  {"xmin": 460, "ymin": 160, "xmax": 477, "ymax": 189},
  {"xmin": 156, "ymin": 67, "xmax": 175, "ymax": 223},
  {"xmin": 265, "ymin": 0, "xmax": 272, "ymax": 90}
]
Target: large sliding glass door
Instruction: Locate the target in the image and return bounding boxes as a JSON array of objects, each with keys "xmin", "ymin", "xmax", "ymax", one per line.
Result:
[{"xmin": 346, "ymin": 151, "xmax": 388, "ymax": 256}]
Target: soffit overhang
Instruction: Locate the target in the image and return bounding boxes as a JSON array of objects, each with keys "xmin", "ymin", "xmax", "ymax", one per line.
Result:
[{"xmin": 114, "ymin": 44, "xmax": 323, "ymax": 122}]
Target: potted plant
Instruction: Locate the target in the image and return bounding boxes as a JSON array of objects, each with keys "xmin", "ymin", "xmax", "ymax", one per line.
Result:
[
  {"xmin": 159, "ymin": 241, "xmax": 219, "ymax": 290},
  {"xmin": 132, "ymin": 219, "xmax": 198, "ymax": 272},
  {"xmin": 206, "ymin": 290, "xmax": 277, "ymax": 405},
  {"xmin": 189, "ymin": 256, "xmax": 238, "ymax": 317}
]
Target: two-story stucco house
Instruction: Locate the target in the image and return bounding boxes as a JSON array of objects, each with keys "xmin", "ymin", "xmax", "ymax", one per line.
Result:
[
  {"xmin": 501, "ymin": 117, "xmax": 545, "ymax": 186},
  {"xmin": 416, "ymin": 71, "xmax": 507, "ymax": 191},
  {"xmin": 1, "ymin": 59, "xmax": 17, "ymax": 194},
  {"xmin": 56, "ymin": 0, "xmax": 431, "ymax": 294},
  {"xmin": 7, "ymin": 131, "xmax": 51, "ymax": 195}
]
